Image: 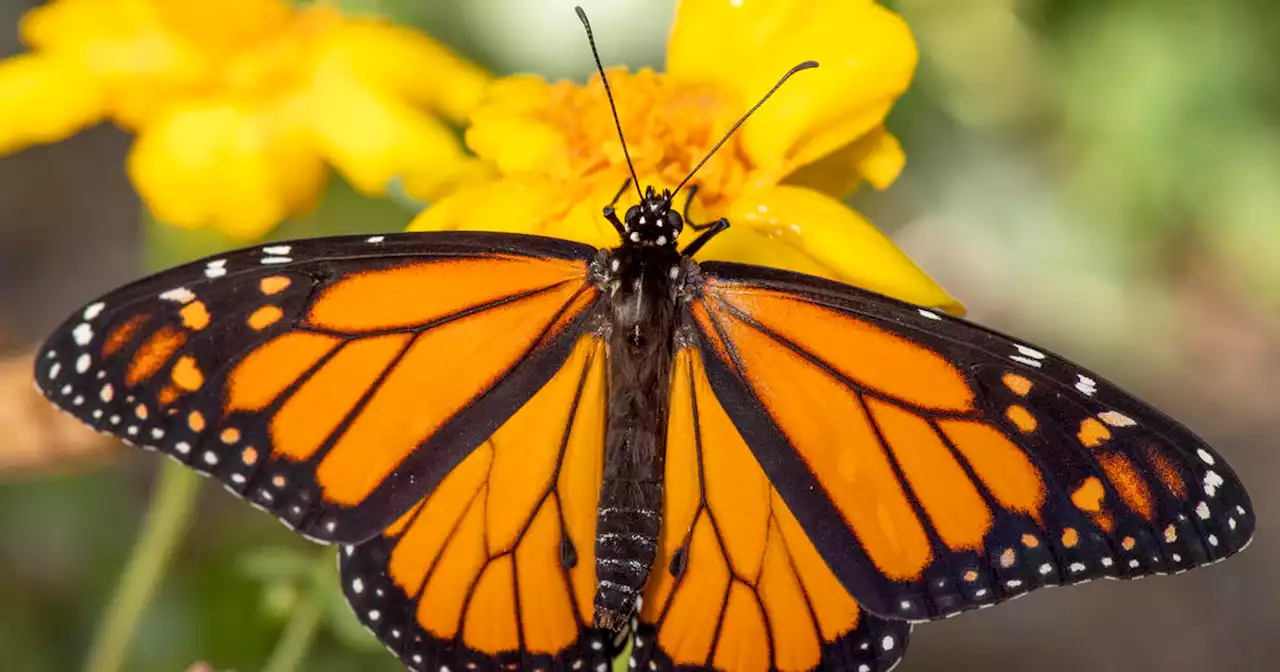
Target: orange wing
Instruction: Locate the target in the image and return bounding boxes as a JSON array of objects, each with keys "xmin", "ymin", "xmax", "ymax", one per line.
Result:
[
  {"xmin": 686, "ymin": 261, "xmax": 1254, "ymax": 622},
  {"xmin": 339, "ymin": 335, "xmax": 620, "ymax": 670},
  {"xmin": 33, "ymin": 232, "xmax": 602, "ymax": 543},
  {"xmin": 632, "ymin": 347, "xmax": 911, "ymax": 672}
]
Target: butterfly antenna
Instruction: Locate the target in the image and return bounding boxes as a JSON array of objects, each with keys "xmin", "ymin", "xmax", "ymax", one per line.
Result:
[
  {"xmin": 668, "ymin": 61, "xmax": 819, "ymax": 203},
  {"xmin": 575, "ymin": 6, "xmax": 644, "ymax": 202}
]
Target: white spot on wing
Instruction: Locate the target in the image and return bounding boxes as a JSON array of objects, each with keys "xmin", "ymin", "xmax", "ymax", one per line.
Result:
[
  {"xmin": 160, "ymin": 287, "xmax": 196, "ymax": 303},
  {"xmin": 1098, "ymin": 410, "xmax": 1135, "ymax": 427},
  {"xmin": 261, "ymin": 256, "xmax": 292, "ymax": 265},
  {"xmin": 1016, "ymin": 345, "xmax": 1046, "ymax": 360},
  {"xmin": 366, "ymin": 235, "xmax": 385, "ymax": 243},
  {"xmin": 1196, "ymin": 448, "xmax": 1216, "ymax": 465},
  {"xmin": 76, "ymin": 353, "xmax": 92, "ymax": 373},
  {"xmin": 1203, "ymin": 470, "xmax": 1224, "ymax": 497},
  {"xmin": 918, "ymin": 308, "xmax": 942, "ymax": 320},
  {"xmin": 83, "ymin": 302, "xmax": 105, "ymax": 320},
  {"xmin": 1075, "ymin": 374, "xmax": 1098, "ymax": 396},
  {"xmin": 1009, "ymin": 355, "xmax": 1042, "ymax": 368},
  {"xmin": 1195, "ymin": 501, "xmax": 1211, "ymax": 520},
  {"xmin": 72, "ymin": 323, "xmax": 94, "ymax": 346},
  {"xmin": 263, "ymin": 245, "xmax": 291, "ymax": 255}
]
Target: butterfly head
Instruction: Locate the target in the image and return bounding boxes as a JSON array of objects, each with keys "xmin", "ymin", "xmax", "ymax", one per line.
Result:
[{"xmin": 622, "ymin": 185, "xmax": 683, "ymax": 248}]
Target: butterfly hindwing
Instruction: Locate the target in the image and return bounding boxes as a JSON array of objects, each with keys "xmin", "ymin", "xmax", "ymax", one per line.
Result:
[
  {"xmin": 339, "ymin": 335, "xmax": 619, "ymax": 670},
  {"xmin": 34, "ymin": 232, "xmax": 602, "ymax": 543},
  {"xmin": 687, "ymin": 260, "xmax": 1254, "ymax": 622},
  {"xmin": 633, "ymin": 346, "xmax": 911, "ymax": 672}
]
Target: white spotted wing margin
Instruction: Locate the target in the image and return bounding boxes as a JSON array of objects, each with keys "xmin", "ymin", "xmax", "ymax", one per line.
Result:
[
  {"xmin": 339, "ymin": 542, "xmax": 621, "ymax": 672},
  {"xmin": 628, "ymin": 620, "xmax": 911, "ymax": 672}
]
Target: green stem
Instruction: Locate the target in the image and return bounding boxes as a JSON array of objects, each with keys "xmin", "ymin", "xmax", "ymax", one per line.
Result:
[
  {"xmin": 83, "ymin": 461, "xmax": 201, "ymax": 672},
  {"xmin": 261, "ymin": 552, "xmax": 332, "ymax": 672}
]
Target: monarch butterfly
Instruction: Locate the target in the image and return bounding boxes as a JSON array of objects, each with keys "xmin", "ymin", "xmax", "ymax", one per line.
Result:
[{"xmin": 33, "ymin": 8, "xmax": 1253, "ymax": 672}]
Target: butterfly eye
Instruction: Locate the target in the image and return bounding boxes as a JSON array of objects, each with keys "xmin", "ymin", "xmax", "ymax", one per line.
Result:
[
  {"xmin": 624, "ymin": 204, "xmax": 642, "ymax": 228},
  {"xmin": 665, "ymin": 210, "xmax": 683, "ymax": 237}
]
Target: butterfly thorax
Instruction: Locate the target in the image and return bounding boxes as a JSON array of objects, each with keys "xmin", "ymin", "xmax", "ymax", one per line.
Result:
[{"xmin": 593, "ymin": 207, "xmax": 685, "ymax": 631}]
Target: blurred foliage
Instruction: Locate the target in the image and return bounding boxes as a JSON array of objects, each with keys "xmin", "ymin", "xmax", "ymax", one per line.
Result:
[{"xmin": 0, "ymin": 0, "xmax": 1277, "ymax": 671}]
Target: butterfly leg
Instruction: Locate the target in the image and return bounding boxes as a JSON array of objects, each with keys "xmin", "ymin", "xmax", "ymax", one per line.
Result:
[
  {"xmin": 681, "ymin": 185, "xmax": 718, "ymax": 232},
  {"xmin": 680, "ymin": 217, "xmax": 729, "ymax": 257},
  {"xmin": 602, "ymin": 177, "xmax": 633, "ymax": 237}
]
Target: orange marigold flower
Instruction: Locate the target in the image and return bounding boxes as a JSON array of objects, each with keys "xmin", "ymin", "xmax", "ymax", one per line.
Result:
[
  {"xmin": 411, "ymin": 0, "xmax": 961, "ymax": 314},
  {"xmin": 0, "ymin": 0, "xmax": 492, "ymax": 240}
]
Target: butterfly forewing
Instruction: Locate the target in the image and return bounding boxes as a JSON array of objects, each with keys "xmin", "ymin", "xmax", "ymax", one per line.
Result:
[
  {"xmin": 33, "ymin": 232, "xmax": 602, "ymax": 544},
  {"xmin": 687, "ymin": 261, "xmax": 1254, "ymax": 622}
]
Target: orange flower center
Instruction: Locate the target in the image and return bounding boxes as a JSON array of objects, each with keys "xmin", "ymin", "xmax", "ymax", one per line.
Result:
[{"xmin": 544, "ymin": 68, "xmax": 751, "ymax": 212}]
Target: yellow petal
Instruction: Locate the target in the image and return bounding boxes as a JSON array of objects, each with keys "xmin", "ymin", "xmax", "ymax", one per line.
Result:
[
  {"xmin": 465, "ymin": 113, "xmax": 569, "ymax": 177},
  {"xmin": 693, "ymin": 224, "xmax": 837, "ymax": 279},
  {"xmin": 784, "ymin": 126, "xmax": 905, "ymax": 199},
  {"xmin": 472, "ymin": 74, "xmax": 554, "ymax": 118},
  {"xmin": 307, "ymin": 61, "xmax": 469, "ymax": 199},
  {"xmin": 541, "ymin": 175, "xmax": 638, "ymax": 250},
  {"xmin": 406, "ymin": 177, "xmax": 561, "ymax": 235},
  {"xmin": 0, "ymin": 54, "xmax": 105, "ymax": 153},
  {"xmin": 19, "ymin": 0, "xmax": 127, "ymax": 51},
  {"xmin": 148, "ymin": 0, "xmax": 294, "ymax": 51},
  {"xmin": 668, "ymin": 0, "xmax": 917, "ymax": 174},
  {"xmin": 329, "ymin": 20, "xmax": 491, "ymax": 124},
  {"xmin": 398, "ymin": 157, "xmax": 495, "ymax": 205},
  {"xmin": 725, "ymin": 185, "xmax": 963, "ymax": 314},
  {"xmin": 128, "ymin": 104, "xmax": 325, "ymax": 240},
  {"xmin": 21, "ymin": 0, "xmax": 212, "ymax": 129}
]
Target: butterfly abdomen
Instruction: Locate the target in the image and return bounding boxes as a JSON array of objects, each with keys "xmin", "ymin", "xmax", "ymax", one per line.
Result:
[{"xmin": 594, "ymin": 248, "xmax": 681, "ymax": 630}]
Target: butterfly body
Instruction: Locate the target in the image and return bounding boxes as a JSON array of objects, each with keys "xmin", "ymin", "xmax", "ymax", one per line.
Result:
[{"xmin": 593, "ymin": 235, "xmax": 685, "ymax": 630}]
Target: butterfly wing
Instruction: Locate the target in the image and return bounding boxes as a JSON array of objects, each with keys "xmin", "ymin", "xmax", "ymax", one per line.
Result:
[
  {"xmin": 685, "ymin": 261, "xmax": 1254, "ymax": 622},
  {"xmin": 33, "ymin": 232, "xmax": 602, "ymax": 543},
  {"xmin": 632, "ymin": 346, "xmax": 911, "ymax": 672},
  {"xmin": 339, "ymin": 335, "xmax": 621, "ymax": 670}
]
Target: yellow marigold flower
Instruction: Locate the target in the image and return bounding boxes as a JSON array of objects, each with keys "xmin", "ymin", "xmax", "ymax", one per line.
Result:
[
  {"xmin": 410, "ymin": 0, "xmax": 962, "ymax": 314},
  {"xmin": 0, "ymin": 0, "xmax": 491, "ymax": 240}
]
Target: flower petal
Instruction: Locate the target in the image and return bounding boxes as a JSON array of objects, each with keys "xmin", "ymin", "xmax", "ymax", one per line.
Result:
[
  {"xmin": 329, "ymin": 20, "xmax": 491, "ymax": 124},
  {"xmin": 128, "ymin": 103, "xmax": 325, "ymax": 240},
  {"xmin": 21, "ymin": 0, "xmax": 212, "ymax": 129},
  {"xmin": 148, "ymin": 0, "xmax": 293, "ymax": 49},
  {"xmin": 725, "ymin": 185, "xmax": 963, "ymax": 314},
  {"xmin": 307, "ymin": 60, "xmax": 471, "ymax": 201},
  {"xmin": 668, "ymin": 0, "xmax": 917, "ymax": 174},
  {"xmin": 406, "ymin": 177, "xmax": 562, "ymax": 235},
  {"xmin": 784, "ymin": 126, "xmax": 906, "ymax": 199},
  {"xmin": 0, "ymin": 54, "xmax": 105, "ymax": 153}
]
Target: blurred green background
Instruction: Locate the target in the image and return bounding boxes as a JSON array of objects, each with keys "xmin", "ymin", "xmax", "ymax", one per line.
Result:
[{"xmin": 1, "ymin": 0, "xmax": 1277, "ymax": 670}]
